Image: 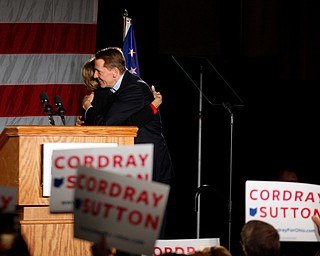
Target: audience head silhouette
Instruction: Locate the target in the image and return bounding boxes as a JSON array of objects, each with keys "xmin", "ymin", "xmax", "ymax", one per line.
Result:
[
  {"xmin": 275, "ymin": 168, "xmax": 299, "ymax": 182},
  {"xmin": 240, "ymin": 220, "xmax": 280, "ymax": 256},
  {"xmin": 0, "ymin": 213, "xmax": 30, "ymax": 256}
]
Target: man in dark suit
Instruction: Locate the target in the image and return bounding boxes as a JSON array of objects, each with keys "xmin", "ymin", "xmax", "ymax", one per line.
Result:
[
  {"xmin": 78, "ymin": 57, "xmax": 162, "ymax": 127},
  {"xmin": 82, "ymin": 47, "xmax": 175, "ymax": 185},
  {"xmin": 82, "ymin": 47, "xmax": 175, "ymax": 238}
]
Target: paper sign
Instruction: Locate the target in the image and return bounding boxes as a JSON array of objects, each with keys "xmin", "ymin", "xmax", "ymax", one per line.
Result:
[
  {"xmin": 0, "ymin": 186, "xmax": 17, "ymax": 213},
  {"xmin": 152, "ymin": 238, "xmax": 220, "ymax": 255},
  {"xmin": 50, "ymin": 144, "xmax": 154, "ymax": 212},
  {"xmin": 73, "ymin": 165, "xmax": 170, "ymax": 256},
  {"xmin": 43, "ymin": 143, "xmax": 117, "ymax": 196},
  {"xmin": 245, "ymin": 180, "xmax": 320, "ymax": 241}
]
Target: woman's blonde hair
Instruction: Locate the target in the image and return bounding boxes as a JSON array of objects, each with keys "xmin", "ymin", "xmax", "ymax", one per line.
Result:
[{"xmin": 82, "ymin": 57, "xmax": 99, "ymax": 90}]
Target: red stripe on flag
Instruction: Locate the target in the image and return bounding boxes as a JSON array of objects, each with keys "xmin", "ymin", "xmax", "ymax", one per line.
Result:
[
  {"xmin": 0, "ymin": 23, "xmax": 96, "ymax": 54},
  {"xmin": 0, "ymin": 84, "xmax": 89, "ymax": 117}
]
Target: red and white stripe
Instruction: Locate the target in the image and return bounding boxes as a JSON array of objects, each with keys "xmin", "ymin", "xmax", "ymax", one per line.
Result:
[{"xmin": 0, "ymin": 0, "xmax": 98, "ymax": 131}]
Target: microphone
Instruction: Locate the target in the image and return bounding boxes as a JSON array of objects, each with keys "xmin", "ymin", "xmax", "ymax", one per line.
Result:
[
  {"xmin": 40, "ymin": 91, "xmax": 49, "ymax": 106},
  {"xmin": 54, "ymin": 95, "xmax": 66, "ymax": 125},
  {"xmin": 40, "ymin": 91, "xmax": 55, "ymax": 125}
]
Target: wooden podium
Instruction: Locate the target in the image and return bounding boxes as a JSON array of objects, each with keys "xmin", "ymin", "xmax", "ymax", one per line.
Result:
[{"xmin": 0, "ymin": 125, "xmax": 138, "ymax": 256}]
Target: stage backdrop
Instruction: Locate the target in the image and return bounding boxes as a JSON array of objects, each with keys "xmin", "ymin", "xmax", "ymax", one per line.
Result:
[{"xmin": 0, "ymin": 0, "xmax": 98, "ymax": 132}]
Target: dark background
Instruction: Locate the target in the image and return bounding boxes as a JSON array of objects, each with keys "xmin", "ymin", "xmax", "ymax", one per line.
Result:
[{"xmin": 96, "ymin": 1, "xmax": 320, "ymax": 255}]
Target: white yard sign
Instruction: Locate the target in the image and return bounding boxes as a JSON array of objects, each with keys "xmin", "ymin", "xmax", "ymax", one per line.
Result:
[
  {"xmin": 73, "ymin": 165, "xmax": 169, "ymax": 256},
  {"xmin": 50, "ymin": 144, "xmax": 153, "ymax": 212},
  {"xmin": 246, "ymin": 180, "xmax": 320, "ymax": 241}
]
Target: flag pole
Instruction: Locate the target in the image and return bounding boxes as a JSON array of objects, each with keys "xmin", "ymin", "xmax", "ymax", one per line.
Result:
[
  {"xmin": 122, "ymin": 10, "xmax": 140, "ymax": 77},
  {"xmin": 122, "ymin": 9, "xmax": 128, "ymax": 42}
]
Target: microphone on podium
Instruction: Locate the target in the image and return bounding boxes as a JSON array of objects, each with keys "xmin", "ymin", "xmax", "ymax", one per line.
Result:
[
  {"xmin": 54, "ymin": 95, "xmax": 66, "ymax": 125},
  {"xmin": 40, "ymin": 91, "xmax": 55, "ymax": 125}
]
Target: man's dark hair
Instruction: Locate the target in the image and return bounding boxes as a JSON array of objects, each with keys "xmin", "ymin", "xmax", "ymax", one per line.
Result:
[{"xmin": 240, "ymin": 220, "xmax": 280, "ymax": 256}]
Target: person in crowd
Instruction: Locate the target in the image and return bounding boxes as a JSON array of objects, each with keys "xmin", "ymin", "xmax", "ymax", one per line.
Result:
[
  {"xmin": 91, "ymin": 235, "xmax": 116, "ymax": 256},
  {"xmin": 200, "ymin": 246, "xmax": 232, "ymax": 256},
  {"xmin": 275, "ymin": 168, "xmax": 299, "ymax": 182},
  {"xmin": 240, "ymin": 220, "xmax": 280, "ymax": 256},
  {"xmin": 0, "ymin": 213, "xmax": 30, "ymax": 256},
  {"xmin": 76, "ymin": 57, "xmax": 162, "ymax": 127}
]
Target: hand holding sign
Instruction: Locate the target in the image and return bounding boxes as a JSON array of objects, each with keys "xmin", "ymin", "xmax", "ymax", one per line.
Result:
[{"xmin": 312, "ymin": 215, "xmax": 320, "ymax": 235}]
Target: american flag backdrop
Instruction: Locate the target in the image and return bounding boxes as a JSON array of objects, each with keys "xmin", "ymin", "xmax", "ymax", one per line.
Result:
[
  {"xmin": 0, "ymin": 0, "xmax": 98, "ymax": 132},
  {"xmin": 122, "ymin": 16, "xmax": 140, "ymax": 77}
]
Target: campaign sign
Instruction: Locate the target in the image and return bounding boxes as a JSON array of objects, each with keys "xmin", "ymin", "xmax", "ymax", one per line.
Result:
[
  {"xmin": 73, "ymin": 165, "xmax": 170, "ymax": 256},
  {"xmin": 246, "ymin": 180, "xmax": 320, "ymax": 241},
  {"xmin": 152, "ymin": 238, "xmax": 220, "ymax": 255},
  {"xmin": 43, "ymin": 142, "xmax": 117, "ymax": 196},
  {"xmin": 0, "ymin": 186, "xmax": 17, "ymax": 213},
  {"xmin": 50, "ymin": 144, "xmax": 153, "ymax": 212}
]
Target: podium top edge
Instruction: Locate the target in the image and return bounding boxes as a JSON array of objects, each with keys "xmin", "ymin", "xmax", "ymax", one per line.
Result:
[{"xmin": 1, "ymin": 125, "xmax": 138, "ymax": 138}]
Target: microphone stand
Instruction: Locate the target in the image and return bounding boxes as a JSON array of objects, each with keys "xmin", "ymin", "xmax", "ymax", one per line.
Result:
[
  {"xmin": 54, "ymin": 95, "xmax": 66, "ymax": 125},
  {"xmin": 45, "ymin": 106, "xmax": 55, "ymax": 125},
  {"xmin": 57, "ymin": 110, "xmax": 66, "ymax": 125},
  {"xmin": 171, "ymin": 55, "xmax": 244, "ymax": 251},
  {"xmin": 40, "ymin": 91, "xmax": 55, "ymax": 126},
  {"xmin": 43, "ymin": 102, "xmax": 55, "ymax": 126}
]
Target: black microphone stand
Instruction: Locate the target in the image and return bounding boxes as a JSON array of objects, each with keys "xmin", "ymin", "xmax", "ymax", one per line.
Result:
[
  {"xmin": 171, "ymin": 55, "xmax": 244, "ymax": 251},
  {"xmin": 44, "ymin": 104, "xmax": 55, "ymax": 126},
  {"xmin": 54, "ymin": 95, "xmax": 66, "ymax": 125},
  {"xmin": 57, "ymin": 108, "xmax": 66, "ymax": 125},
  {"xmin": 40, "ymin": 92, "xmax": 55, "ymax": 126}
]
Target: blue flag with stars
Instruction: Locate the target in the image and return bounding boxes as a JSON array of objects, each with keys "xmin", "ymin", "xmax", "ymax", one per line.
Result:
[{"xmin": 123, "ymin": 17, "xmax": 140, "ymax": 76}]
